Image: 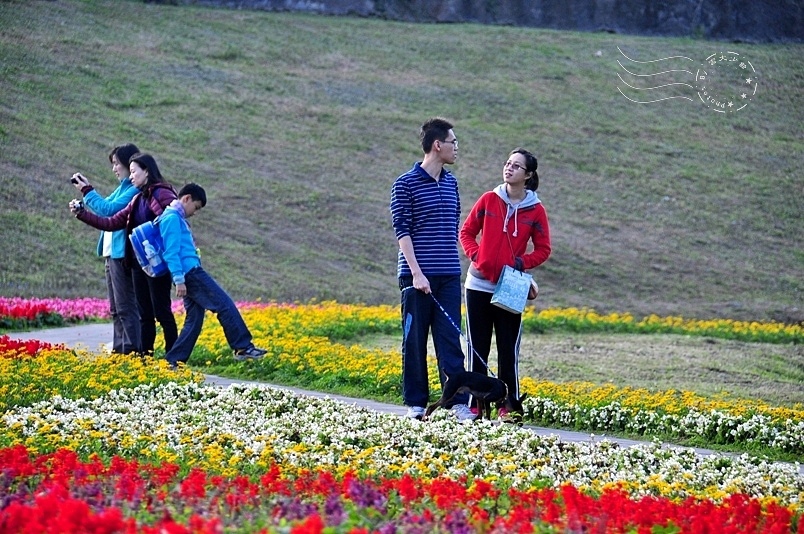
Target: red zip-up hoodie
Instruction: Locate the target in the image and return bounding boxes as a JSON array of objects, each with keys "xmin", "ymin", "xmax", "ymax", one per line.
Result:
[{"xmin": 460, "ymin": 184, "xmax": 551, "ymax": 284}]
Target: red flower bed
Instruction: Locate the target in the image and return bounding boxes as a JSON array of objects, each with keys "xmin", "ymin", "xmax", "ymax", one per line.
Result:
[
  {"xmin": 0, "ymin": 299, "xmax": 63, "ymax": 330},
  {"xmin": 0, "ymin": 445, "xmax": 800, "ymax": 533},
  {"xmin": 0, "ymin": 297, "xmax": 110, "ymax": 329},
  {"xmin": 0, "ymin": 335, "xmax": 63, "ymax": 358},
  {"xmin": 0, "ymin": 300, "xmax": 51, "ymax": 322}
]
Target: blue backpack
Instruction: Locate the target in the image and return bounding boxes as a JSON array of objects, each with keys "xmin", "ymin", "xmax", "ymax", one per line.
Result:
[{"xmin": 129, "ymin": 218, "xmax": 169, "ymax": 277}]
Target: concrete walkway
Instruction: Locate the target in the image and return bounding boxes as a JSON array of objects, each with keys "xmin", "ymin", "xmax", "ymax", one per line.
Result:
[{"xmin": 8, "ymin": 323, "xmax": 803, "ymax": 474}]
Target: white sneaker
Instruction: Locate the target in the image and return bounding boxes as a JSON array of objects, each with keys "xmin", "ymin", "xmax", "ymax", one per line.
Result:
[
  {"xmin": 450, "ymin": 404, "xmax": 477, "ymax": 422},
  {"xmin": 405, "ymin": 406, "xmax": 425, "ymax": 420}
]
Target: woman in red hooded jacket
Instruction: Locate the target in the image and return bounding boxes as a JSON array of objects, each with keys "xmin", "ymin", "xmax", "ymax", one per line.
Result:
[
  {"xmin": 71, "ymin": 153, "xmax": 178, "ymax": 356},
  {"xmin": 459, "ymin": 147, "xmax": 551, "ymax": 418}
]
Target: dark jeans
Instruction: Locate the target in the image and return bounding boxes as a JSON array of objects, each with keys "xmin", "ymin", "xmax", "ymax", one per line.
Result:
[
  {"xmin": 464, "ymin": 288, "xmax": 523, "ymax": 400},
  {"xmin": 106, "ymin": 258, "xmax": 140, "ymax": 354},
  {"xmin": 399, "ymin": 274, "xmax": 468, "ymax": 408},
  {"xmin": 165, "ymin": 267, "xmax": 253, "ymax": 366},
  {"xmin": 131, "ymin": 267, "xmax": 177, "ymax": 354}
]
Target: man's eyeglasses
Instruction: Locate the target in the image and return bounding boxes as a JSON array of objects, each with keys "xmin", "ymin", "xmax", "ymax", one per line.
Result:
[
  {"xmin": 504, "ymin": 161, "xmax": 526, "ymax": 171},
  {"xmin": 440, "ymin": 138, "xmax": 458, "ymax": 147}
]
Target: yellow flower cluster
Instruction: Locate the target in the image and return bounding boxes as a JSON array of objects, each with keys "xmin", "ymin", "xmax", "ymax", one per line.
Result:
[
  {"xmin": 638, "ymin": 313, "xmax": 803, "ymax": 338},
  {"xmin": 518, "ymin": 378, "xmax": 804, "ymax": 421},
  {"xmin": 0, "ymin": 348, "xmax": 199, "ymax": 413},
  {"xmin": 522, "ymin": 307, "xmax": 803, "ymax": 343}
]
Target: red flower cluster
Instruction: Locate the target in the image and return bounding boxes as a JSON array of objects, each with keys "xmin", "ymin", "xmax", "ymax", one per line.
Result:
[
  {"xmin": 0, "ymin": 298, "xmax": 65, "ymax": 330},
  {"xmin": 0, "ymin": 445, "xmax": 800, "ymax": 533},
  {"xmin": 0, "ymin": 300, "xmax": 51, "ymax": 322},
  {"xmin": 0, "ymin": 297, "xmax": 114, "ymax": 331},
  {"xmin": 0, "ymin": 335, "xmax": 62, "ymax": 358}
]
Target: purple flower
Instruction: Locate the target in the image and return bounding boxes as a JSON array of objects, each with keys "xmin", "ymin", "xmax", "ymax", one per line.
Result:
[
  {"xmin": 323, "ymin": 494, "xmax": 346, "ymax": 524},
  {"xmin": 346, "ymin": 478, "xmax": 387, "ymax": 513},
  {"xmin": 443, "ymin": 509, "xmax": 473, "ymax": 534},
  {"xmin": 274, "ymin": 496, "xmax": 318, "ymax": 521}
]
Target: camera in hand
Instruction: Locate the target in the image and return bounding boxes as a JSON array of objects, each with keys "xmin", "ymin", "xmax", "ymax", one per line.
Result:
[{"xmin": 70, "ymin": 177, "xmax": 79, "ymax": 184}]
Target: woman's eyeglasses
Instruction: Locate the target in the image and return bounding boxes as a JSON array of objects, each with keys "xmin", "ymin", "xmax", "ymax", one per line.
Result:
[{"xmin": 504, "ymin": 161, "xmax": 526, "ymax": 171}]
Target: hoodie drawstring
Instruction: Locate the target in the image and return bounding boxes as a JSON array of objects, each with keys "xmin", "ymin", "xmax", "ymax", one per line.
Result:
[{"xmin": 503, "ymin": 204, "xmax": 520, "ymax": 237}]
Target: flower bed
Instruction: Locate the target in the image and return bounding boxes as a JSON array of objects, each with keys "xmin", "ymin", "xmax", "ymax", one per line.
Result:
[
  {"xmin": 0, "ymin": 298, "xmax": 64, "ymax": 330},
  {"xmin": 191, "ymin": 304, "xmax": 804, "ymax": 457},
  {"xmin": 2, "ymin": 383, "xmax": 802, "ymax": 532},
  {"xmin": 0, "ymin": 334, "xmax": 63, "ymax": 358},
  {"xmin": 522, "ymin": 307, "xmax": 804, "ymax": 344},
  {"xmin": 2, "ymin": 299, "xmax": 802, "ymax": 456},
  {"xmin": 4, "ymin": 297, "xmax": 801, "ymax": 344},
  {"xmin": 2, "ymin": 445, "xmax": 799, "ymax": 534},
  {"xmin": 521, "ymin": 379, "xmax": 804, "ymax": 455},
  {"xmin": 0, "ymin": 297, "xmax": 110, "ymax": 329},
  {"xmin": 1, "ymin": 301, "xmax": 803, "ymax": 531},
  {"xmin": 0, "ymin": 345, "xmax": 198, "ymax": 413}
]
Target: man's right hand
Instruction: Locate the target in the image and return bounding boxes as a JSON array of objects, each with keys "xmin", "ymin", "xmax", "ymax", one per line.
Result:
[{"xmin": 412, "ymin": 272, "xmax": 431, "ymax": 294}]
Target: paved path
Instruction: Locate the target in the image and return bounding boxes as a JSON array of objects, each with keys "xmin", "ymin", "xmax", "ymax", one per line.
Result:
[{"xmin": 8, "ymin": 323, "xmax": 803, "ymax": 474}]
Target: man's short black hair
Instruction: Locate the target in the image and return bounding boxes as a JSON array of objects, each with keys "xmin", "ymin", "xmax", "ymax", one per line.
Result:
[
  {"xmin": 178, "ymin": 182, "xmax": 207, "ymax": 207},
  {"xmin": 420, "ymin": 117, "xmax": 453, "ymax": 153}
]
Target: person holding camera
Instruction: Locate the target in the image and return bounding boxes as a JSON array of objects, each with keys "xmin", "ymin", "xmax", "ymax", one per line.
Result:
[
  {"xmin": 70, "ymin": 152, "xmax": 178, "ymax": 356},
  {"xmin": 70, "ymin": 144, "xmax": 141, "ymax": 355},
  {"xmin": 459, "ymin": 147, "xmax": 551, "ymax": 419}
]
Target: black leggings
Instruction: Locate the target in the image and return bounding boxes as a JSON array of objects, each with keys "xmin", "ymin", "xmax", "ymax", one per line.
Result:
[
  {"xmin": 131, "ymin": 267, "xmax": 177, "ymax": 354},
  {"xmin": 464, "ymin": 287, "xmax": 523, "ymax": 400}
]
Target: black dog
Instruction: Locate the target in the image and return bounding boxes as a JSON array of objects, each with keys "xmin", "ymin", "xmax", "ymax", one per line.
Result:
[{"xmin": 425, "ymin": 371, "xmax": 526, "ymax": 421}]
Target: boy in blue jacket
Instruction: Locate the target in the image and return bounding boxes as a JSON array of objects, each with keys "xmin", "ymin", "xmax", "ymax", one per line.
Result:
[{"xmin": 159, "ymin": 183, "xmax": 266, "ymax": 368}]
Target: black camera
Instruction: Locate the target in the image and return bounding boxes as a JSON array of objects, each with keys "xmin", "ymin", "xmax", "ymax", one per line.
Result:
[{"xmin": 70, "ymin": 177, "xmax": 79, "ymax": 184}]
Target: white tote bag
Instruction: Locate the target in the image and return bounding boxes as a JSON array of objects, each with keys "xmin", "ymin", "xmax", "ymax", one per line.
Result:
[{"xmin": 490, "ymin": 265, "xmax": 532, "ymax": 314}]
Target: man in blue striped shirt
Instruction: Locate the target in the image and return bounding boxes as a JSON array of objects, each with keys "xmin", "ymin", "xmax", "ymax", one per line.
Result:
[{"xmin": 390, "ymin": 117, "xmax": 475, "ymax": 422}]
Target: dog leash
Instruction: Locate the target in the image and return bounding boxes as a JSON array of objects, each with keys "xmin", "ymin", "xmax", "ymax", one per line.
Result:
[{"xmin": 401, "ymin": 286, "xmax": 498, "ymax": 378}]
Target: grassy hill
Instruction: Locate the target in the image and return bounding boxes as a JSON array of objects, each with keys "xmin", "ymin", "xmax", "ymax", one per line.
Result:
[{"xmin": 0, "ymin": 0, "xmax": 801, "ymax": 323}]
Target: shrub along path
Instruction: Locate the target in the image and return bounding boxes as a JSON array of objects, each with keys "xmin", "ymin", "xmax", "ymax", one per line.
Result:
[{"xmin": 9, "ymin": 323, "xmax": 803, "ymax": 475}]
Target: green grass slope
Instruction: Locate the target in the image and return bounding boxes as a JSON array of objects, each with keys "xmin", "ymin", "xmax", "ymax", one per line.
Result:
[{"xmin": 0, "ymin": 0, "xmax": 801, "ymax": 323}]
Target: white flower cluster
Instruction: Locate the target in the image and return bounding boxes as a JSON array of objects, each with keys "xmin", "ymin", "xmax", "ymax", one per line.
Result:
[
  {"xmin": 3, "ymin": 383, "xmax": 802, "ymax": 506},
  {"xmin": 528, "ymin": 397, "xmax": 804, "ymax": 454}
]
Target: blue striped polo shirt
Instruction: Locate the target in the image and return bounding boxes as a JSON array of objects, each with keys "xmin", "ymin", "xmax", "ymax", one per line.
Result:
[{"xmin": 390, "ymin": 162, "xmax": 462, "ymax": 278}]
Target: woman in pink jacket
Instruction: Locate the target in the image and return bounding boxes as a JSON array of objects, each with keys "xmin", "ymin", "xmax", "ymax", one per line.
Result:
[{"xmin": 459, "ymin": 147, "xmax": 551, "ymax": 418}]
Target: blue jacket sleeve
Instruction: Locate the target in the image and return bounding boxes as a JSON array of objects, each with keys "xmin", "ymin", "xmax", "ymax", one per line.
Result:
[
  {"xmin": 159, "ymin": 213, "xmax": 186, "ymax": 285},
  {"xmin": 83, "ymin": 183, "xmax": 138, "ymax": 217}
]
